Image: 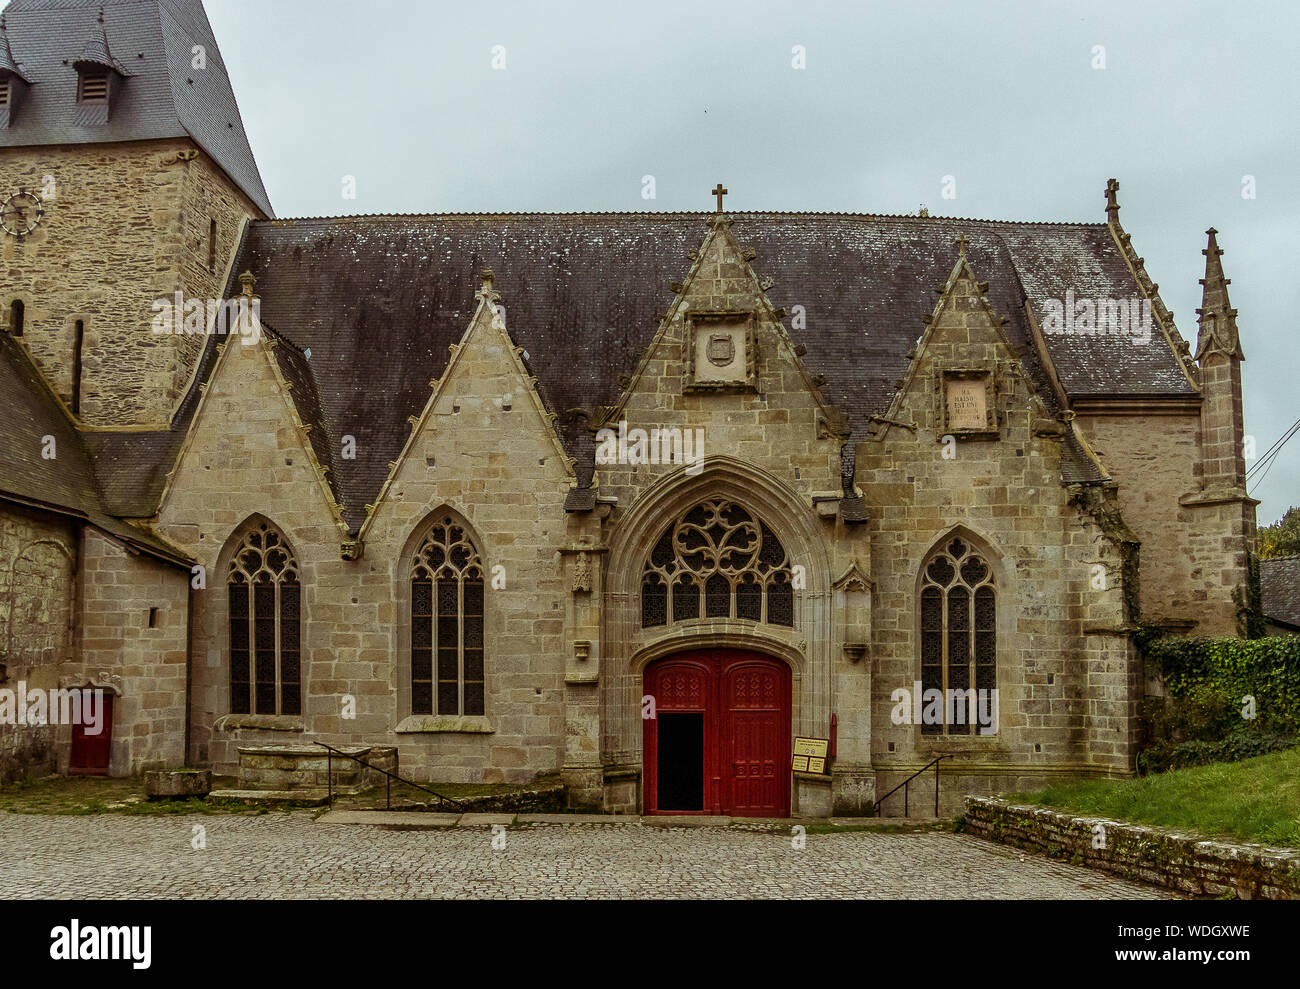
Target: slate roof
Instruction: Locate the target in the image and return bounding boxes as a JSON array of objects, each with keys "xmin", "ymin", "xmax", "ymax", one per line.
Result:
[
  {"xmin": 72, "ymin": 12, "xmax": 130, "ymax": 74},
  {"xmin": 0, "ymin": 0, "xmax": 272, "ymax": 216},
  {"xmin": 201, "ymin": 212, "xmax": 1183, "ymax": 528},
  {"xmin": 1261, "ymin": 556, "xmax": 1300, "ymax": 631},
  {"xmin": 1061, "ymin": 429, "xmax": 1109, "ymax": 484},
  {"xmin": 0, "ymin": 332, "xmax": 191, "ymax": 564},
  {"xmin": 0, "ymin": 21, "xmax": 32, "ymax": 80},
  {"xmin": 0, "ymin": 330, "xmax": 102, "ymax": 514},
  {"xmin": 16, "ymin": 210, "xmax": 1191, "ymax": 534}
]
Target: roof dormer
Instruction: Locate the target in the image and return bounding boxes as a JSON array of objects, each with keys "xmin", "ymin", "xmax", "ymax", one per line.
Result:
[
  {"xmin": 0, "ymin": 17, "xmax": 32, "ymax": 129},
  {"xmin": 72, "ymin": 9, "xmax": 131, "ymax": 125}
]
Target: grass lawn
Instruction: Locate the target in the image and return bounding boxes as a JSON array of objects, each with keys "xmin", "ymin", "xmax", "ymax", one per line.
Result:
[
  {"xmin": 1010, "ymin": 746, "xmax": 1300, "ymax": 848},
  {"xmin": 0, "ymin": 776, "xmax": 304, "ymax": 816}
]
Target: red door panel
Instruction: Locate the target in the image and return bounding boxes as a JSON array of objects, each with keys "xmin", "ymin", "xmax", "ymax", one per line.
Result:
[
  {"xmin": 723, "ymin": 659, "xmax": 790, "ymax": 817},
  {"xmin": 729, "ymin": 710, "xmax": 784, "ymax": 816},
  {"xmin": 644, "ymin": 651, "xmax": 790, "ymax": 817},
  {"xmin": 68, "ymin": 692, "xmax": 112, "ymax": 776}
]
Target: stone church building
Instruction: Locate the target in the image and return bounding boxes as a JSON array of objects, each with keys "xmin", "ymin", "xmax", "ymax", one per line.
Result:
[{"xmin": 0, "ymin": 0, "xmax": 1258, "ymax": 815}]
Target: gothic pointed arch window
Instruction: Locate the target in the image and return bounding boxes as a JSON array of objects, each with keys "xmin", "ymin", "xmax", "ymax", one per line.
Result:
[
  {"xmin": 410, "ymin": 516, "xmax": 485, "ymax": 716},
  {"xmin": 641, "ymin": 499, "xmax": 795, "ymax": 629},
  {"xmin": 919, "ymin": 535, "xmax": 996, "ymax": 735},
  {"xmin": 227, "ymin": 520, "xmax": 301, "ymax": 716}
]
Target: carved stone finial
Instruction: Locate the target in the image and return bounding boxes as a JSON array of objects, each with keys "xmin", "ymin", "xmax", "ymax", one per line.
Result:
[
  {"xmin": 1194, "ymin": 227, "xmax": 1243, "ymax": 362},
  {"xmin": 476, "ymin": 268, "xmax": 502, "ymax": 307},
  {"xmin": 238, "ymin": 270, "xmax": 256, "ymax": 297},
  {"xmin": 1105, "ymin": 178, "xmax": 1121, "ymax": 224}
]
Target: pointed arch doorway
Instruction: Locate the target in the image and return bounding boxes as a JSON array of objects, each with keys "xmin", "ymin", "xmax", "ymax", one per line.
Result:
[{"xmin": 643, "ymin": 650, "xmax": 791, "ymax": 817}]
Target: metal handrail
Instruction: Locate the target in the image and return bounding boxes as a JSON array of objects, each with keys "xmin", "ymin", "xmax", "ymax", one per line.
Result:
[
  {"xmin": 315, "ymin": 741, "xmax": 468, "ymax": 811},
  {"xmin": 872, "ymin": 755, "xmax": 949, "ymax": 818}
]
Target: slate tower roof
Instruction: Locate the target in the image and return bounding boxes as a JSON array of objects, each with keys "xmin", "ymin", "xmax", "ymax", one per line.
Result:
[
  {"xmin": 0, "ymin": 0, "xmax": 272, "ymax": 216},
  {"xmin": 72, "ymin": 8, "xmax": 131, "ymax": 74},
  {"xmin": 0, "ymin": 17, "xmax": 32, "ymax": 81}
]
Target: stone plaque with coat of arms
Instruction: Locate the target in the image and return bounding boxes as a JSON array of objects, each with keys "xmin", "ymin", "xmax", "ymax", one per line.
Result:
[{"xmin": 686, "ymin": 311, "xmax": 756, "ymax": 391}]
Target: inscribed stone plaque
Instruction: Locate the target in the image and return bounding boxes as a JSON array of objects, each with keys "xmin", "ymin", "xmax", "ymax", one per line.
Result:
[{"xmin": 946, "ymin": 378, "xmax": 988, "ymax": 431}]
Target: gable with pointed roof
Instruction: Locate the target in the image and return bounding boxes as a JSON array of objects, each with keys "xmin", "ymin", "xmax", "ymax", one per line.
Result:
[{"xmin": 79, "ymin": 206, "xmax": 1179, "ymax": 529}]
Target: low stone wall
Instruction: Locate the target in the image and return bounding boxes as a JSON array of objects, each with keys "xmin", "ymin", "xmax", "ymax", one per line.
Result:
[
  {"xmin": 0, "ymin": 723, "xmax": 55, "ymax": 784},
  {"xmin": 965, "ymin": 797, "xmax": 1300, "ymax": 900},
  {"xmin": 145, "ymin": 769, "xmax": 213, "ymax": 799},
  {"xmin": 237, "ymin": 744, "xmax": 397, "ymax": 794}
]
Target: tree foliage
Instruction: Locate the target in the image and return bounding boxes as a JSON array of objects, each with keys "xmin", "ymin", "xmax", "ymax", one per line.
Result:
[{"xmin": 1258, "ymin": 506, "xmax": 1300, "ymax": 559}]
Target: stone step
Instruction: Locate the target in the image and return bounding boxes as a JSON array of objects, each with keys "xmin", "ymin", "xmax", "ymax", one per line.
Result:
[
  {"xmin": 317, "ymin": 810, "xmax": 460, "ymax": 828},
  {"xmin": 210, "ymin": 788, "xmax": 330, "ymax": 805},
  {"xmin": 312, "ymin": 811, "xmax": 944, "ymax": 828}
]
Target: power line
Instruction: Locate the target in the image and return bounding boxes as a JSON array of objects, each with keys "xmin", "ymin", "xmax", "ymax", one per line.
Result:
[
  {"xmin": 1248, "ymin": 415, "xmax": 1300, "ymax": 478},
  {"xmin": 1249, "ymin": 417, "xmax": 1300, "ymax": 480},
  {"xmin": 1248, "ymin": 417, "xmax": 1300, "ymax": 492}
]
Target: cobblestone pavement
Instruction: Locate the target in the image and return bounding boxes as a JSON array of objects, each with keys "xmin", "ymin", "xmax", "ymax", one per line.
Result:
[{"xmin": 0, "ymin": 812, "xmax": 1169, "ymax": 899}]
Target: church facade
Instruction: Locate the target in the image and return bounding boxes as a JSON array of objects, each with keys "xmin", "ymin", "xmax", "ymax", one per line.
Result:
[{"xmin": 0, "ymin": 0, "xmax": 1258, "ymax": 816}]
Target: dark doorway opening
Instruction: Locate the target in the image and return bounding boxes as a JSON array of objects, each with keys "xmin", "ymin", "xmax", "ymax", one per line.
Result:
[{"xmin": 655, "ymin": 712, "xmax": 703, "ymax": 811}]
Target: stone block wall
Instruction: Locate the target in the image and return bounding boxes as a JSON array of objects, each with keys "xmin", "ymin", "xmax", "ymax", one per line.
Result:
[
  {"xmin": 0, "ymin": 504, "xmax": 74, "ymax": 781},
  {"xmin": 1177, "ymin": 494, "xmax": 1257, "ymax": 637},
  {"xmin": 0, "ymin": 139, "xmax": 259, "ymax": 425},
  {"xmin": 72, "ymin": 527, "xmax": 189, "ymax": 775},
  {"xmin": 1077, "ymin": 412, "xmax": 1201, "ymax": 625}
]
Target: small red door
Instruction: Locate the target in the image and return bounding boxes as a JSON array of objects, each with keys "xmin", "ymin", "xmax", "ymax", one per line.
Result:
[
  {"xmin": 644, "ymin": 651, "xmax": 790, "ymax": 817},
  {"xmin": 68, "ymin": 691, "xmax": 112, "ymax": 776}
]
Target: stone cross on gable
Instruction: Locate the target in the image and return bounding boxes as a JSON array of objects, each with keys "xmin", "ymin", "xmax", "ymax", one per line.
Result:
[{"xmin": 712, "ymin": 184, "xmax": 728, "ymax": 213}]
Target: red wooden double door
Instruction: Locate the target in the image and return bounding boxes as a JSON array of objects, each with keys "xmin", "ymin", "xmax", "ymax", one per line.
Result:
[{"xmin": 644, "ymin": 650, "xmax": 791, "ymax": 817}]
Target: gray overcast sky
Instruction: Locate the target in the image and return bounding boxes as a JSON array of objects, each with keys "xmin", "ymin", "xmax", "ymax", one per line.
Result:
[{"xmin": 83, "ymin": 0, "xmax": 1300, "ymax": 519}]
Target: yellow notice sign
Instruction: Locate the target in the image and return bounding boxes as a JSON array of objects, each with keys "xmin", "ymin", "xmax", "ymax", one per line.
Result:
[{"xmin": 793, "ymin": 737, "xmax": 829, "ymax": 759}]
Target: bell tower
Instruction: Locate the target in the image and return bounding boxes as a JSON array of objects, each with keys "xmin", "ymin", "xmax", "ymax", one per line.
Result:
[{"xmin": 0, "ymin": 0, "xmax": 272, "ymax": 426}]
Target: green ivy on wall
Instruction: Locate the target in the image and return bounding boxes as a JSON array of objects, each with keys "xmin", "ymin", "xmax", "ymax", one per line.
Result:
[
  {"xmin": 1147, "ymin": 635, "xmax": 1300, "ymax": 734},
  {"xmin": 1233, "ymin": 552, "xmax": 1266, "ymax": 640}
]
